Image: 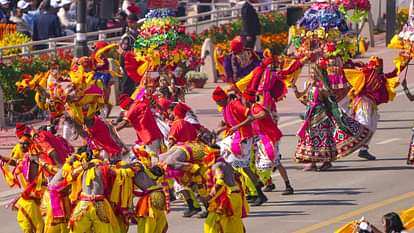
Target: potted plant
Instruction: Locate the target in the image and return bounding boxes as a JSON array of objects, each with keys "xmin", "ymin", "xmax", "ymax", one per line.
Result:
[{"xmin": 186, "ymin": 71, "xmax": 208, "ymax": 88}]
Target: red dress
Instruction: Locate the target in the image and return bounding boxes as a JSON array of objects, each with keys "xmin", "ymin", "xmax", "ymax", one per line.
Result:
[{"xmin": 125, "ymin": 99, "xmax": 163, "ymax": 144}]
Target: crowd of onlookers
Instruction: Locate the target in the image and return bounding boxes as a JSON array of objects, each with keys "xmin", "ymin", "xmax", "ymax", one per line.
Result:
[
  {"xmin": 0, "ymin": 0, "xmax": 312, "ymax": 46},
  {"xmin": 0, "ymin": 0, "xmax": 149, "ymax": 45}
]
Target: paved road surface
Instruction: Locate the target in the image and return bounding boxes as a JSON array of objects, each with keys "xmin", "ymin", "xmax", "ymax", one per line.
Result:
[{"xmin": 0, "ymin": 40, "xmax": 414, "ymax": 233}]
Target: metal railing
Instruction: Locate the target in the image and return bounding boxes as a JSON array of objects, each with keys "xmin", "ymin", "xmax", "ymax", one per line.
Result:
[{"xmin": 0, "ymin": 0, "xmax": 296, "ymax": 61}]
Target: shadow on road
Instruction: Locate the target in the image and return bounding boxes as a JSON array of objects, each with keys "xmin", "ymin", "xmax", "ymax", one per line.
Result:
[
  {"xmin": 325, "ymin": 166, "xmax": 413, "ymax": 172},
  {"xmin": 336, "ymin": 157, "xmax": 408, "ymax": 163},
  {"xmin": 290, "ymin": 187, "xmax": 369, "ymax": 196},
  {"xmin": 247, "ymin": 210, "xmax": 307, "ymax": 218},
  {"xmin": 264, "ymin": 199, "xmax": 356, "ymax": 206}
]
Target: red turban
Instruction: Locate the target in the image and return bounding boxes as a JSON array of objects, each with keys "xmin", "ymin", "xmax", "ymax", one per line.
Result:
[
  {"xmin": 212, "ymin": 86, "xmax": 227, "ymax": 102},
  {"xmin": 15, "ymin": 123, "xmax": 29, "ymax": 138},
  {"xmin": 157, "ymin": 98, "xmax": 172, "ymax": 112},
  {"xmin": 119, "ymin": 94, "xmax": 133, "ymax": 110},
  {"xmin": 95, "ymin": 41, "xmax": 109, "ymax": 50},
  {"xmin": 243, "ymin": 89, "xmax": 256, "ymax": 102},
  {"xmin": 230, "ymin": 36, "xmax": 243, "ymax": 53},
  {"xmin": 173, "ymin": 102, "xmax": 191, "ymax": 119}
]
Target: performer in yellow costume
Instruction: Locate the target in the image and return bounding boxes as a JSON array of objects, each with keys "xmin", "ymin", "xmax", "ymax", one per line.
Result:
[
  {"xmin": 203, "ymin": 145, "xmax": 249, "ymax": 233},
  {"xmin": 0, "ymin": 135, "xmax": 47, "ymax": 233}
]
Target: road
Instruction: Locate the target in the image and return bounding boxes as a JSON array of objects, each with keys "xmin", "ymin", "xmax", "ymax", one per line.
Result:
[{"xmin": 0, "ymin": 40, "xmax": 413, "ymax": 233}]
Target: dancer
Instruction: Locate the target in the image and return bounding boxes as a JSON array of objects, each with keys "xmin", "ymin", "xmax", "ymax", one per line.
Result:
[
  {"xmin": 158, "ymin": 141, "xmax": 207, "ymax": 217},
  {"xmin": 344, "ymin": 54, "xmax": 410, "ymax": 160},
  {"xmin": 132, "ymin": 154, "xmax": 168, "ymax": 233},
  {"xmin": 116, "ymin": 94, "xmax": 164, "ymax": 157},
  {"xmin": 240, "ymin": 89, "xmax": 294, "ymax": 194},
  {"xmin": 293, "ymin": 67, "xmax": 372, "ymax": 171},
  {"xmin": 401, "ymin": 78, "xmax": 414, "ymax": 165},
  {"xmin": 168, "ymin": 102, "xmax": 198, "ymax": 148},
  {"xmin": 0, "ymin": 135, "xmax": 46, "ymax": 233},
  {"xmin": 212, "ymin": 86, "xmax": 268, "ymax": 205},
  {"xmin": 203, "ymin": 145, "xmax": 249, "ymax": 233},
  {"xmin": 223, "ymin": 36, "xmax": 260, "ymax": 83},
  {"xmin": 68, "ymin": 153, "xmax": 120, "ymax": 233}
]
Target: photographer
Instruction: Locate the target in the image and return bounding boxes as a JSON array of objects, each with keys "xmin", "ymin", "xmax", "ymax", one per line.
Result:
[{"xmin": 355, "ymin": 213, "xmax": 407, "ymax": 233}]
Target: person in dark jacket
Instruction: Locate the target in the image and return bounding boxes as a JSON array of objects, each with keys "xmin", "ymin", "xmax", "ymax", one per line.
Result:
[
  {"xmin": 241, "ymin": 0, "xmax": 261, "ymax": 49},
  {"xmin": 32, "ymin": 0, "xmax": 62, "ymax": 50}
]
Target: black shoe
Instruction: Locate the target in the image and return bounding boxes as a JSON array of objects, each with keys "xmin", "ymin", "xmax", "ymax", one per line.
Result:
[
  {"xmin": 196, "ymin": 211, "xmax": 209, "ymax": 219},
  {"xmin": 358, "ymin": 150, "xmax": 376, "ymax": 161},
  {"xmin": 247, "ymin": 196, "xmax": 257, "ymax": 203},
  {"xmin": 281, "ymin": 186, "xmax": 294, "ymax": 195},
  {"xmin": 183, "ymin": 207, "xmax": 201, "ymax": 218},
  {"xmin": 251, "ymin": 195, "xmax": 268, "ymax": 206},
  {"xmin": 263, "ymin": 184, "xmax": 275, "ymax": 192}
]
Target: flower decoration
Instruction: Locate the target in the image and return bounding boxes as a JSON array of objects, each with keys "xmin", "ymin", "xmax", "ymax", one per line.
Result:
[
  {"xmin": 134, "ymin": 8, "xmax": 202, "ymax": 71},
  {"xmin": 336, "ymin": 0, "xmax": 370, "ymax": 23},
  {"xmin": 335, "ymin": 0, "xmax": 370, "ymax": 11},
  {"xmin": 297, "ymin": 3, "xmax": 348, "ymax": 33},
  {"xmin": 0, "ymin": 32, "xmax": 30, "ymax": 56}
]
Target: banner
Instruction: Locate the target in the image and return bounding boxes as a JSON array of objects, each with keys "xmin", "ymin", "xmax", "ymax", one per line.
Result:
[{"xmin": 147, "ymin": 0, "xmax": 178, "ymax": 9}]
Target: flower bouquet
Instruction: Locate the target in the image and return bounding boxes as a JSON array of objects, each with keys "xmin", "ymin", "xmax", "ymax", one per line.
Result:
[{"xmin": 134, "ymin": 8, "xmax": 203, "ymax": 72}]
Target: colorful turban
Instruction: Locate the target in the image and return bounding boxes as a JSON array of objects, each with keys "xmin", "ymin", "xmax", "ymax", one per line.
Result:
[
  {"xmin": 15, "ymin": 123, "xmax": 29, "ymax": 138},
  {"xmin": 157, "ymin": 97, "xmax": 172, "ymax": 112},
  {"xmin": 230, "ymin": 36, "xmax": 244, "ymax": 53},
  {"xmin": 212, "ymin": 86, "xmax": 227, "ymax": 102},
  {"xmin": 242, "ymin": 89, "xmax": 256, "ymax": 102},
  {"xmin": 95, "ymin": 41, "xmax": 109, "ymax": 50}
]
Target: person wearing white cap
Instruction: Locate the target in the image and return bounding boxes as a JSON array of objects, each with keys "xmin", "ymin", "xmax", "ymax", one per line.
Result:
[
  {"xmin": 10, "ymin": 0, "xmax": 32, "ymax": 36},
  {"xmin": 0, "ymin": 0, "xmax": 11, "ymax": 23},
  {"xmin": 57, "ymin": 0, "xmax": 75, "ymax": 34},
  {"xmin": 32, "ymin": 0, "xmax": 62, "ymax": 49}
]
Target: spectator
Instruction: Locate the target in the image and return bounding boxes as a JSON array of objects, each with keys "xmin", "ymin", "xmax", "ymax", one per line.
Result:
[
  {"xmin": 86, "ymin": 8, "xmax": 99, "ymax": 32},
  {"xmin": 24, "ymin": 0, "xmax": 40, "ymax": 29},
  {"xmin": 122, "ymin": 0, "xmax": 140, "ymax": 16},
  {"xmin": 198, "ymin": 0, "xmax": 211, "ymax": 21},
  {"xmin": 121, "ymin": 13, "xmax": 139, "ymax": 46},
  {"xmin": 10, "ymin": 1, "xmax": 32, "ymax": 36},
  {"xmin": 32, "ymin": 0, "xmax": 62, "ymax": 49},
  {"xmin": 57, "ymin": 0, "xmax": 76, "ymax": 34},
  {"xmin": 0, "ymin": 0, "xmax": 12, "ymax": 23},
  {"xmin": 241, "ymin": 0, "xmax": 261, "ymax": 49},
  {"xmin": 176, "ymin": 2, "xmax": 186, "ymax": 17}
]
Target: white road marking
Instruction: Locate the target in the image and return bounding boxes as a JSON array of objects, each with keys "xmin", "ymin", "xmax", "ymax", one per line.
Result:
[{"xmin": 376, "ymin": 138, "xmax": 401, "ymax": 145}]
